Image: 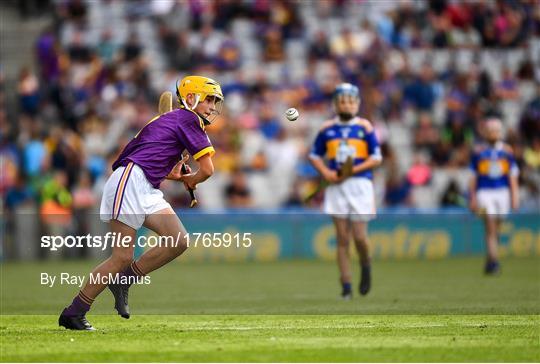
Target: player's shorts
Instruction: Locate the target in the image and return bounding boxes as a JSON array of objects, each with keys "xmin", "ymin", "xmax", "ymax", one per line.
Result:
[
  {"xmin": 100, "ymin": 162, "xmax": 172, "ymax": 229},
  {"xmin": 477, "ymin": 187, "xmax": 510, "ymax": 217},
  {"xmin": 324, "ymin": 177, "xmax": 376, "ymax": 221}
]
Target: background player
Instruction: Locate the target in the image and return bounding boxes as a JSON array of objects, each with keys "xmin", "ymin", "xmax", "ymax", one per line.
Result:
[
  {"xmin": 469, "ymin": 118, "xmax": 519, "ymax": 275},
  {"xmin": 309, "ymin": 83, "xmax": 382, "ymax": 299},
  {"xmin": 58, "ymin": 76, "xmax": 223, "ymax": 330}
]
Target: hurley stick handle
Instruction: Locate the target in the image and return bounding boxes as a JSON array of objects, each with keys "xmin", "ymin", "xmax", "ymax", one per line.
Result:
[{"xmin": 181, "ymin": 163, "xmax": 198, "ymax": 208}]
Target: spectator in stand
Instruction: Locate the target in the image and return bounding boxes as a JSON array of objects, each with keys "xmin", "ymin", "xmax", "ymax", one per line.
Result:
[
  {"xmin": 519, "ymin": 85, "xmax": 540, "ymax": 144},
  {"xmin": 5, "ymin": 173, "xmax": 34, "ymax": 211},
  {"xmin": 66, "ymin": 0, "xmax": 87, "ymax": 26},
  {"xmin": 213, "ymin": 0, "xmax": 246, "ymax": 30},
  {"xmin": 521, "ymin": 176, "xmax": 540, "ymax": 211},
  {"xmin": 523, "ymin": 137, "xmax": 540, "ymax": 171},
  {"xmin": 476, "ymin": 70, "xmax": 493, "ymax": 102},
  {"xmin": 442, "ymin": 119, "xmax": 474, "ymax": 166},
  {"xmin": 263, "ymin": 26, "xmax": 285, "ymax": 62},
  {"xmin": 451, "ymin": 22, "xmax": 481, "ymax": 48},
  {"xmin": 446, "ymin": 74, "xmax": 472, "ymax": 124},
  {"xmin": 414, "ymin": 112, "xmax": 440, "ymax": 157},
  {"xmin": 404, "ymin": 64, "xmax": 437, "ymax": 111},
  {"xmin": 407, "ymin": 153, "xmax": 432, "ymax": 187},
  {"xmin": 258, "ymin": 103, "xmax": 281, "ymax": 140},
  {"xmin": 330, "ymin": 27, "xmax": 374, "ymax": 58},
  {"xmin": 96, "ymin": 29, "xmax": 119, "ymax": 65},
  {"xmin": 18, "ymin": 67, "xmax": 40, "ymax": 116},
  {"xmin": 71, "ymin": 170, "xmax": 97, "ymax": 258},
  {"xmin": 38, "ymin": 169, "xmax": 73, "ymax": 259},
  {"xmin": 440, "ymin": 180, "xmax": 466, "ymax": 208},
  {"xmin": 35, "ymin": 27, "xmax": 60, "ymax": 84},
  {"xmin": 284, "ymin": 178, "xmax": 305, "ymax": 208},
  {"xmin": 496, "ymin": 3, "xmax": 526, "ymax": 47},
  {"xmin": 495, "ymin": 67, "xmax": 520, "ymax": 101},
  {"xmin": 430, "ymin": 9, "xmax": 451, "ymax": 48},
  {"xmin": 376, "ymin": 64, "xmax": 402, "ymax": 121},
  {"xmin": 385, "ymin": 172, "xmax": 412, "ymax": 207},
  {"xmin": 67, "ymin": 30, "xmax": 92, "ymax": 63},
  {"xmin": 47, "ymin": 127, "xmax": 83, "ymax": 188},
  {"xmin": 72, "ymin": 170, "xmax": 97, "ymax": 211},
  {"xmin": 309, "ymin": 30, "xmax": 331, "ymax": 62},
  {"xmin": 123, "ymin": 32, "xmax": 143, "ymax": 63},
  {"xmin": 0, "ymin": 127, "xmax": 19, "ymax": 196},
  {"xmin": 516, "ymin": 60, "xmax": 536, "ymax": 81},
  {"xmin": 225, "ymin": 171, "xmax": 252, "ymax": 208},
  {"xmin": 214, "ymin": 38, "xmax": 241, "ymax": 71},
  {"xmin": 380, "ymin": 143, "xmax": 411, "ymax": 207},
  {"xmin": 271, "ymin": 0, "xmax": 303, "ymax": 39},
  {"xmin": 22, "ymin": 125, "xmax": 47, "ymax": 181},
  {"xmin": 40, "ymin": 169, "xmax": 73, "ymax": 219}
]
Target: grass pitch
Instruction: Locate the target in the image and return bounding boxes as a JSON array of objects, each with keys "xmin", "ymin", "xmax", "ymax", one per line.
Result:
[
  {"xmin": 1, "ymin": 315, "xmax": 538, "ymax": 362},
  {"xmin": 1, "ymin": 257, "xmax": 539, "ymax": 362}
]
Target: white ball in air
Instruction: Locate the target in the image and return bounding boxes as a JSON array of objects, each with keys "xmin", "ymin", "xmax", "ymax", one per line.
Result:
[{"xmin": 285, "ymin": 108, "xmax": 299, "ymax": 121}]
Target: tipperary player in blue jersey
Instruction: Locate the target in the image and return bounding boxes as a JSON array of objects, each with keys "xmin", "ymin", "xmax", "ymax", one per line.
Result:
[
  {"xmin": 309, "ymin": 83, "xmax": 382, "ymax": 299},
  {"xmin": 469, "ymin": 118, "xmax": 519, "ymax": 275}
]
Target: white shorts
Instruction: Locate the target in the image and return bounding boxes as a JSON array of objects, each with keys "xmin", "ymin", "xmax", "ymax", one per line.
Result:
[
  {"xmin": 477, "ymin": 188, "xmax": 510, "ymax": 216},
  {"xmin": 324, "ymin": 177, "xmax": 376, "ymax": 221},
  {"xmin": 100, "ymin": 162, "xmax": 172, "ymax": 230}
]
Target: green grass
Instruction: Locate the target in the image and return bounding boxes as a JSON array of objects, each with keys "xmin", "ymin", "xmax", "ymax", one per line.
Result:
[
  {"xmin": 1, "ymin": 315, "xmax": 538, "ymax": 362},
  {"xmin": 1, "ymin": 257, "xmax": 539, "ymax": 361},
  {"xmin": 2, "ymin": 257, "xmax": 539, "ymax": 315}
]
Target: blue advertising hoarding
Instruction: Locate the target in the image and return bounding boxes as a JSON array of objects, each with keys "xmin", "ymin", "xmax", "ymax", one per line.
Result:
[{"xmin": 136, "ymin": 210, "xmax": 540, "ymax": 261}]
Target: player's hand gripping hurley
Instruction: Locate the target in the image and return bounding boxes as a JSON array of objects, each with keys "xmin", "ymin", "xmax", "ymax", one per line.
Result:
[
  {"xmin": 158, "ymin": 91, "xmax": 198, "ymax": 208},
  {"xmin": 304, "ymin": 155, "xmax": 353, "ymax": 203}
]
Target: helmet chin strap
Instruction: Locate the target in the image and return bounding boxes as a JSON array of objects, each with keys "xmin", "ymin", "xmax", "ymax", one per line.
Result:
[
  {"xmin": 181, "ymin": 94, "xmax": 201, "ymax": 110},
  {"xmin": 181, "ymin": 94, "xmax": 213, "ymax": 125}
]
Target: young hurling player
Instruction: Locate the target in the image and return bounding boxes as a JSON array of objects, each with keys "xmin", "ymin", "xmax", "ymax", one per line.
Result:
[
  {"xmin": 469, "ymin": 118, "xmax": 519, "ymax": 275},
  {"xmin": 309, "ymin": 83, "xmax": 382, "ymax": 299},
  {"xmin": 59, "ymin": 76, "xmax": 224, "ymax": 330}
]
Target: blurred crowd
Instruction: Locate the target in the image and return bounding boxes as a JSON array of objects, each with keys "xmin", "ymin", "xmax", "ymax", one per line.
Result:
[{"xmin": 1, "ymin": 0, "xmax": 540, "ymax": 227}]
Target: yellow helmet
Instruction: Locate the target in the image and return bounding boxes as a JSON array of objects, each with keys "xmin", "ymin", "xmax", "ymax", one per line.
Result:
[{"xmin": 176, "ymin": 75, "xmax": 224, "ymax": 124}]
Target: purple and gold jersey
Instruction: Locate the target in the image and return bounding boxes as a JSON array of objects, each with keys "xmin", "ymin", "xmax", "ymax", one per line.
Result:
[
  {"xmin": 310, "ymin": 117, "xmax": 381, "ymax": 179},
  {"xmin": 113, "ymin": 108, "xmax": 215, "ymax": 188},
  {"xmin": 470, "ymin": 142, "xmax": 518, "ymax": 190}
]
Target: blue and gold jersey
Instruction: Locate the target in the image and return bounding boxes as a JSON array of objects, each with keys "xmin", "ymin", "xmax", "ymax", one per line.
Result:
[
  {"xmin": 310, "ymin": 117, "xmax": 382, "ymax": 179},
  {"xmin": 470, "ymin": 142, "xmax": 519, "ymax": 190}
]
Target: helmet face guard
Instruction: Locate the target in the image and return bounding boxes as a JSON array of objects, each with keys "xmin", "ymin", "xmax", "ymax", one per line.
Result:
[
  {"xmin": 176, "ymin": 76, "xmax": 224, "ymax": 124},
  {"xmin": 332, "ymin": 83, "xmax": 361, "ymax": 120},
  {"xmin": 202, "ymin": 94, "xmax": 224, "ymax": 124}
]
